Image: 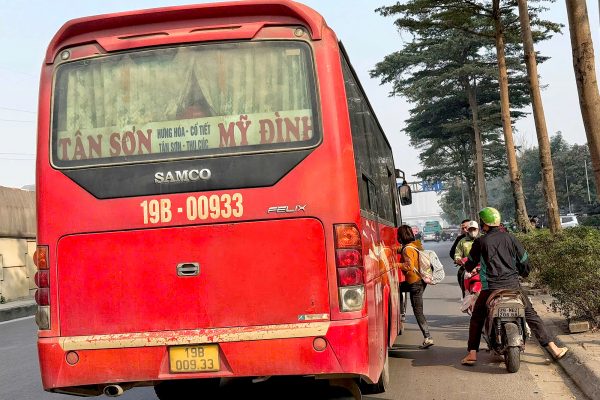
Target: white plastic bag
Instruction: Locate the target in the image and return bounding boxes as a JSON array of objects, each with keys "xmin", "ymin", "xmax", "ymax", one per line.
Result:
[{"xmin": 461, "ymin": 293, "xmax": 477, "ymax": 314}]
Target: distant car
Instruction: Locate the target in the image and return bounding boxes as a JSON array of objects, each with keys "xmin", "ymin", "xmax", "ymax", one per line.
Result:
[
  {"xmin": 423, "ymin": 221, "xmax": 442, "ymax": 242},
  {"xmin": 560, "ymin": 215, "xmax": 579, "ymax": 228},
  {"xmin": 422, "ymin": 230, "xmax": 441, "ymax": 242}
]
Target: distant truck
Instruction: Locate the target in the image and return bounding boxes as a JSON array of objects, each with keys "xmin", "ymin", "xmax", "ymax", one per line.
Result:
[{"xmin": 422, "ymin": 221, "xmax": 442, "ymax": 242}]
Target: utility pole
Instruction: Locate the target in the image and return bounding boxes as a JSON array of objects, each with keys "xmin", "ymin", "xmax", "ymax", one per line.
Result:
[
  {"xmin": 566, "ymin": 173, "xmax": 573, "ymax": 214},
  {"xmin": 585, "ymin": 158, "xmax": 592, "ymax": 203},
  {"xmin": 459, "ymin": 177, "xmax": 467, "ymax": 219}
]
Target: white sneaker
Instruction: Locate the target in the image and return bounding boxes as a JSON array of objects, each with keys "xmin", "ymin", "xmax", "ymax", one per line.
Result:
[{"xmin": 420, "ymin": 337, "xmax": 434, "ymax": 349}]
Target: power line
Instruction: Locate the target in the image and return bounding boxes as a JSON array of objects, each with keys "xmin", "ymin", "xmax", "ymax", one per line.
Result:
[
  {"xmin": 0, "ymin": 67, "xmax": 36, "ymax": 79},
  {"xmin": 0, "ymin": 107, "xmax": 36, "ymax": 114},
  {"xmin": 0, "ymin": 118, "xmax": 34, "ymax": 123}
]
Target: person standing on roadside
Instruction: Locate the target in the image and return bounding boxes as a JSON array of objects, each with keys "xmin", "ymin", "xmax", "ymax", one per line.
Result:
[
  {"xmin": 454, "ymin": 221, "xmax": 480, "ymax": 298},
  {"xmin": 454, "ymin": 221, "xmax": 480, "ymax": 264},
  {"xmin": 450, "ymin": 219, "xmax": 470, "ymax": 259},
  {"xmin": 460, "ymin": 207, "xmax": 568, "ymax": 365},
  {"xmin": 397, "ymin": 225, "xmax": 434, "ymax": 349},
  {"xmin": 450, "ymin": 219, "xmax": 470, "ymax": 298}
]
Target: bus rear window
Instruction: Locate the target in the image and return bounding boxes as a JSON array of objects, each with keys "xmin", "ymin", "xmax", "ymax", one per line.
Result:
[{"xmin": 51, "ymin": 41, "xmax": 320, "ymax": 168}]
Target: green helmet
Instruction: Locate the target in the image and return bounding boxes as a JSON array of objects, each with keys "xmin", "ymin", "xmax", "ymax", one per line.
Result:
[{"xmin": 479, "ymin": 207, "xmax": 501, "ymax": 227}]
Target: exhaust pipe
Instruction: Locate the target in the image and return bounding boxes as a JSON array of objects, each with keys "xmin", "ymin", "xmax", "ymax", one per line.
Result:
[{"xmin": 103, "ymin": 384, "xmax": 124, "ymax": 397}]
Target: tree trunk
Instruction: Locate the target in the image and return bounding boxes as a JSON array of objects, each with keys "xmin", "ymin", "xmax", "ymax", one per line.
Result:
[
  {"xmin": 566, "ymin": 0, "xmax": 600, "ymax": 202},
  {"xmin": 465, "ymin": 79, "xmax": 488, "ymax": 212},
  {"xmin": 517, "ymin": 0, "xmax": 561, "ymax": 233},
  {"xmin": 493, "ymin": 0, "xmax": 531, "ymax": 231}
]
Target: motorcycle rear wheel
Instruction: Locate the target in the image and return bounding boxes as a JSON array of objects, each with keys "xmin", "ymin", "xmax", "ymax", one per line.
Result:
[{"xmin": 505, "ymin": 346, "xmax": 521, "ymax": 373}]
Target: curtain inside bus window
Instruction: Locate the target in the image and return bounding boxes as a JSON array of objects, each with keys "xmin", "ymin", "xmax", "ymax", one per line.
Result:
[{"xmin": 51, "ymin": 41, "xmax": 320, "ymax": 168}]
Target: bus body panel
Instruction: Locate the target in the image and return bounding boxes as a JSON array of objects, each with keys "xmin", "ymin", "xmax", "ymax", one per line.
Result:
[
  {"xmin": 38, "ymin": 318, "xmax": 370, "ymax": 392},
  {"xmin": 44, "ymin": 1, "xmax": 326, "ymax": 63},
  {"xmin": 57, "ymin": 218, "xmax": 329, "ymax": 336}
]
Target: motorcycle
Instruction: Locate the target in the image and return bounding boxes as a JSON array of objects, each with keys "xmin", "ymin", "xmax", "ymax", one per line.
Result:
[{"xmin": 482, "ymin": 290, "xmax": 527, "ymax": 373}]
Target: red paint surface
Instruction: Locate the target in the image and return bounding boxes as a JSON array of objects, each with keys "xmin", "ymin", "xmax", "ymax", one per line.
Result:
[
  {"xmin": 58, "ymin": 219, "xmax": 328, "ymax": 336},
  {"xmin": 38, "ymin": 318, "xmax": 369, "ymax": 390}
]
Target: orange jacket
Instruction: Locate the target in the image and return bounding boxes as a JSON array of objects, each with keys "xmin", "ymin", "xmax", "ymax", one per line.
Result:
[{"xmin": 399, "ymin": 240, "xmax": 424, "ymax": 284}]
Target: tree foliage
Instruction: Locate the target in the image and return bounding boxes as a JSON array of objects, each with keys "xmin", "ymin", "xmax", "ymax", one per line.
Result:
[
  {"xmin": 444, "ymin": 133, "xmax": 597, "ymax": 224},
  {"xmin": 517, "ymin": 227, "xmax": 600, "ymax": 326},
  {"xmin": 372, "ymin": 0, "xmax": 561, "ymax": 222}
]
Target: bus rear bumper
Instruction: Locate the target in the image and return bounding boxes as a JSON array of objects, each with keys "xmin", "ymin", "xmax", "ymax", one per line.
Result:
[{"xmin": 38, "ymin": 318, "xmax": 372, "ymax": 393}]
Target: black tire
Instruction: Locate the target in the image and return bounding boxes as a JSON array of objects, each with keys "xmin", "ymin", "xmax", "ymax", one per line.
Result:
[
  {"xmin": 505, "ymin": 346, "xmax": 521, "ymax": 373},
  {"xmin": 360, "ymin": 350, "xmax": 389, "ymax": 394},
  {"xmin": 361, "ymin": 312, "xmax": 390, "ymax": 396},
  {"xmin": 154, "ymin": 378, "xmax": 220, "ymax": 400}
]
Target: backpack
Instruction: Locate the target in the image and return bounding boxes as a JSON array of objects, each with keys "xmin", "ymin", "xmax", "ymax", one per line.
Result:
[{"xmin": 404, "ymin": 245, "xmax": 445, "ymax": 285}]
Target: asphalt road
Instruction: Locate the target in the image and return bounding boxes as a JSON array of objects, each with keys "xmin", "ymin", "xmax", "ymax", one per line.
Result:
[{"xmin": 0, "ymin": 241, "xmax": 586, "ymax": 400}]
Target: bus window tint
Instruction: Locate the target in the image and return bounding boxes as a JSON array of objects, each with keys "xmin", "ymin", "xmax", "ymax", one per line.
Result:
[
  {"xmin": 51, "ymin": 41, "xmax": 320, "ymax": 168},
  {"xmin": 342, "ymin": 52, "xmax": 396, "ymax": 224},
  {"xmin": 342, "ymin": 56, "xmax": 373, "ymax": 212}
]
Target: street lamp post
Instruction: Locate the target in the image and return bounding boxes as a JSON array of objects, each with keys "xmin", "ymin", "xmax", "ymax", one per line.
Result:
[
  {"xmin": 585, "ymin": 158, "xmax": 592, "ymax": 203},
  {"xmin": 565, "ymin": 172, "xmax": 573, "ymax": 214}
]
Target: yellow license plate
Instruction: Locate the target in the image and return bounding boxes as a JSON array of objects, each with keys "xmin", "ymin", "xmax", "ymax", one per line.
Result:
[{"xmin": 168, "ymin": 345, "xmax": 220, "ymax": 373}]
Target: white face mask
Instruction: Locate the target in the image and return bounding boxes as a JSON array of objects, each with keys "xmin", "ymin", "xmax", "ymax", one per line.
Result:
[{"xmin": 467, "ymin": 230, "xmax": 478, "ymax": 239}]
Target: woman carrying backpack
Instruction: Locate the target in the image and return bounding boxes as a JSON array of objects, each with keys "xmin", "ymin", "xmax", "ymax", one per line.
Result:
[{"xmin": 398, "ymin": 225, "xmax": 434, "ymax": 349}]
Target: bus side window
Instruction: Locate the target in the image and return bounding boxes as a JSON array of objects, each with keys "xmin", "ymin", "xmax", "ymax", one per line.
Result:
[
  {"xmin": 361, "ymin": 174, "xmax": 378, "ymax": 214},
  {"xmin": 341, "ymin": 46, "xmax": 398, "ymax": 225},
  {"xmin": 342, "ymin": 54, "xmax": 375, "ymax": 213}
]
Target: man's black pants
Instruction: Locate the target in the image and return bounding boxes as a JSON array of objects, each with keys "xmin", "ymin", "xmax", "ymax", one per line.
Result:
[{"xmin": 457, "ymin": 266, "xmax": 465, "ymax": 298}]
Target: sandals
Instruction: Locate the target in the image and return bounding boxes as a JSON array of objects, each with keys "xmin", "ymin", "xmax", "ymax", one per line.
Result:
[
  {"xmin": 461, "ymin": 355, "xmax": 476, "ymax": 366},
  {"xmin": 553, "ymin": 347, "xmax": 569, "ymax": 360}
]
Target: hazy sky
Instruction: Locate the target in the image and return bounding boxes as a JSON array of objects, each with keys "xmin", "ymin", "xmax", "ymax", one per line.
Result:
[{"xmin": 0, "ymin": 0, "xmax": 598, "ymax": 189}]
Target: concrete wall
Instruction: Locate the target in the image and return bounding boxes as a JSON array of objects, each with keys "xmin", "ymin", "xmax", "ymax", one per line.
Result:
[
  {"xmin": 0, "ymin": 239, "xmax": 36, "ymax": 301},
  {"xmin": 0, "ymin": 186, "xmax": 35, "ymax": 238},
  {"xmin": 0, "ymin": 186, "xmax": 36, "ymax": 302}
]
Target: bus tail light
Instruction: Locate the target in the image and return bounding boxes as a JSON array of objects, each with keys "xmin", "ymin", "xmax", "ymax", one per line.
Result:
[
  {"xmin": 34, "ymin": 271, "xmax": 50, "ymax": 288},
  {"xmin": 33, "ymin": 246, "xmax": 49, "ymax": 270},
  {"xmin": 335, "ymin": 249, "xmax": 362, "ymax": 267},
  {"xmin": 334, "ymin": 224, "xmax": 365, "ymax": 312},
  {"xmin": 35, "ymin": 288, "xmax": 50, "ymax": 306},
  {"xmin": 335, "ymin": 225, "xmax": 361, "ymax": 248},
  {"xmin": 34, "ymin": 245, "xmax": 51, "ymax": 330},
  {"xmin": 337, "ymin": 266, "xmax": 364, "ymax": 286}
]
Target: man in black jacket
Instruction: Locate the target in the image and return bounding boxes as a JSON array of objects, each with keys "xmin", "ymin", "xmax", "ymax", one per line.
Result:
[
  {"xmin": 461, "ymin": 207, "xmax": 568, "ymax": 366},
  {"xmin": 450, "ymin": 219, "xmax": 470, "ymax": 298}
]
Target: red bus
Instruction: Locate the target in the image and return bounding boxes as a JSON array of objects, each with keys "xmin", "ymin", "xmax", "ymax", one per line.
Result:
[{"xmin": 35, "ymin": 1, "xmax": 412, "ymax": 397}]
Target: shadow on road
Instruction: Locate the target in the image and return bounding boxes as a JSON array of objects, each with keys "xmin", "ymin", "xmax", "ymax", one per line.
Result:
[
  {"xmin": 195, "ymin": 377, "xmax": 357, "ymax": 400},
  {"xmin": 389, "ymin": 345, "xmax": 519, "ymax": 375}
]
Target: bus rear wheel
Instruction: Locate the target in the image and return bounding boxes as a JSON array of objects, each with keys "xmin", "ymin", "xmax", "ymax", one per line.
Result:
[
  {"xmin": 154, "ymin": 378, "xmax": 220, "ymax": 400},
  {"xmin": 360, "ymin": 316, "xmax": 390, "ymax": 395},
  {"xmin": 360, "ymin": 350, "xmax": 389, "ymax": 394}
]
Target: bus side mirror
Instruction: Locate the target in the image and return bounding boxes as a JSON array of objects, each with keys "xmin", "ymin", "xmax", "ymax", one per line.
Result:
[{"xmin": 398, "ymin": 182, "xmax": 412, "ymax": 206}]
